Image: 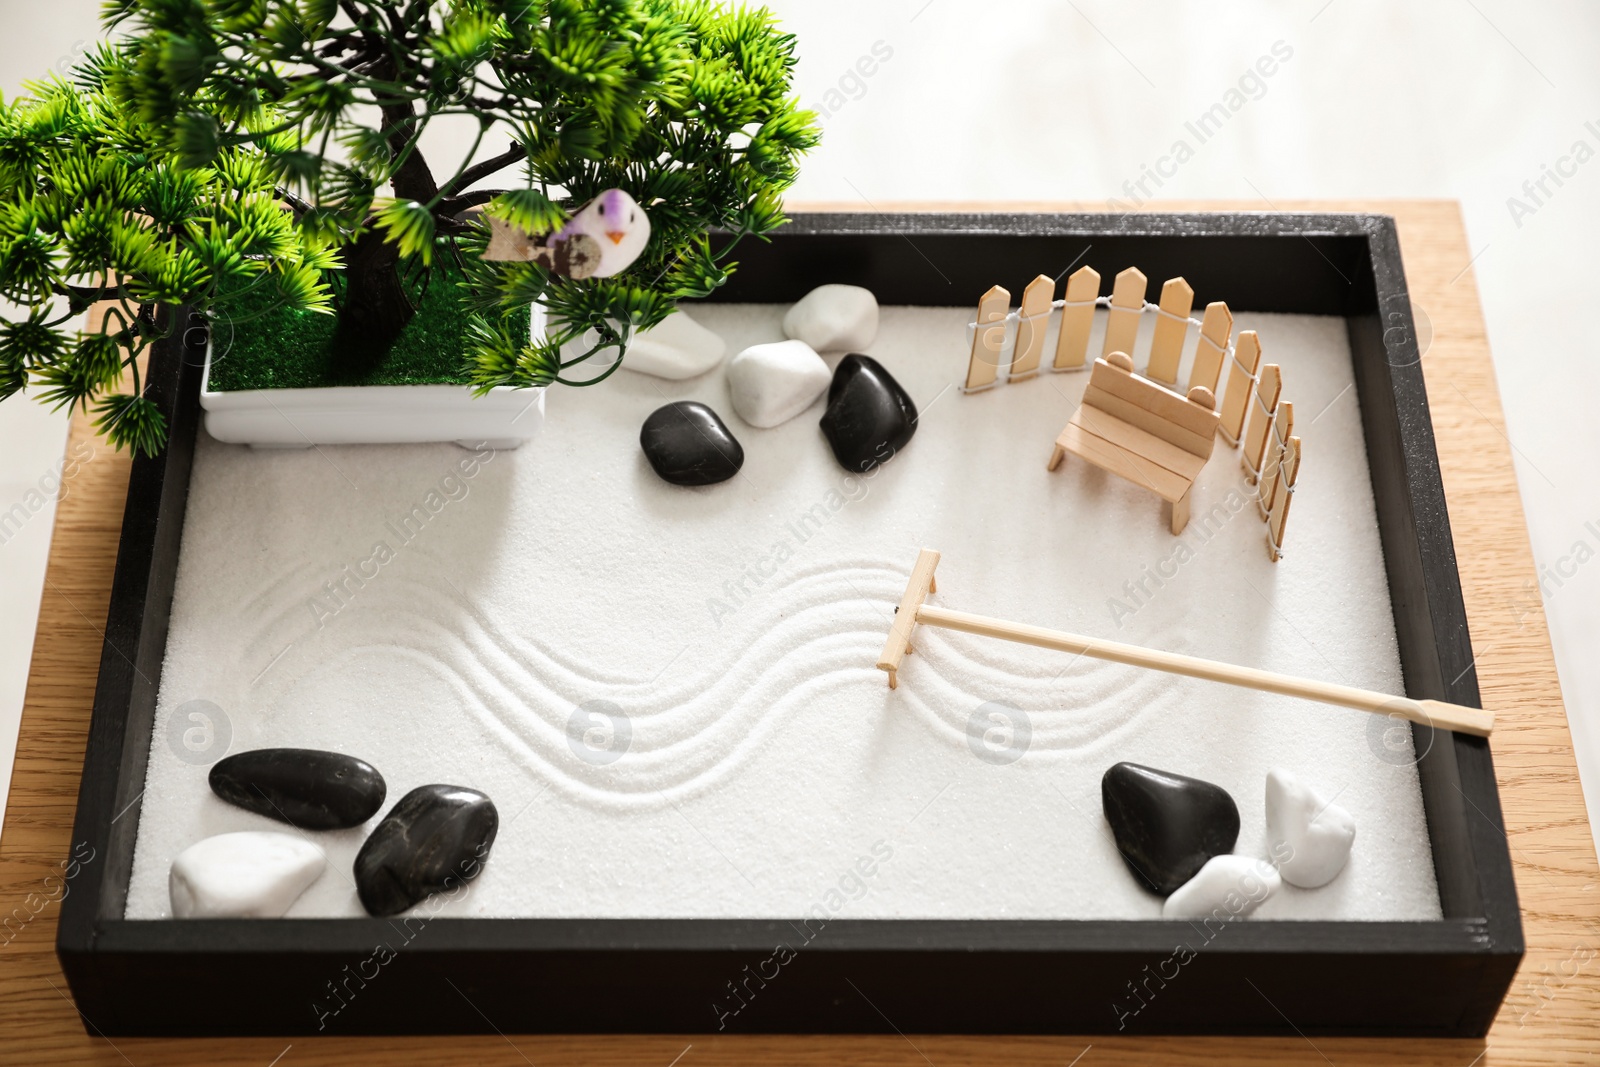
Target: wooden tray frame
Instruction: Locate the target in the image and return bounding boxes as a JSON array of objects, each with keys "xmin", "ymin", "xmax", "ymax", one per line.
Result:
[{"xmin": 56, "ymin": 213, "xmax": 1521, "ymax": 1036}]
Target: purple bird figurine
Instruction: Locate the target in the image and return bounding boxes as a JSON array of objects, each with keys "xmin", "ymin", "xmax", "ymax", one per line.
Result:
[{"xmin": 483, "ymin": 189, "xmax": 651, "ymax": 279}]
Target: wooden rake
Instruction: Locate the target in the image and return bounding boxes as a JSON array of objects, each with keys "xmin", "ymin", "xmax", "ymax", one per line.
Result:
[{"xmin": 876, "ymin": 549, "xmax": 1494, "ymax": 737}]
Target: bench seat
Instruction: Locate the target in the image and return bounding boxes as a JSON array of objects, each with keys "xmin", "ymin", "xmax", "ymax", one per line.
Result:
[{"xmin": 1047, "ymin": 352, "xmax": 1220, "ymax": 533}]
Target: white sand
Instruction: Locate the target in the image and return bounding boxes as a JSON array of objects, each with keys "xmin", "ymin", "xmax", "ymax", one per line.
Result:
[{"xmin": 125, "ymin": 302, "xmax": 1441, "ymax": 921}]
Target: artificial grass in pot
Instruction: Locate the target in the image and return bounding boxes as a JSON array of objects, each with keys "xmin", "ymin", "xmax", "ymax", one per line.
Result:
[{"xmin": 206, "ymin": 264, "xmax": 531, "ymax": 392}]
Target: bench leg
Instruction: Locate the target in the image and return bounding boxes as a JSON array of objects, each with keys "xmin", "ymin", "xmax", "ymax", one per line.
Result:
[
  {"xmin": 1047, "ymin": 444, "xmax": 1066, "ymax": 472},
  {"xmin": 1169, "ymin": 489, "xmax": 1191, "ymax": 535}
]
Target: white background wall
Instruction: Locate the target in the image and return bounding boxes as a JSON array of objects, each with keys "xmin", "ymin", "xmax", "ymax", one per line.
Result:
[
  {"xmin": 2, "ymin": 1, "xmax": 1598, "ymax": 846},
  {"xmin": 0, "ymin": 6, "xmax": 96, "ymax": 828}
]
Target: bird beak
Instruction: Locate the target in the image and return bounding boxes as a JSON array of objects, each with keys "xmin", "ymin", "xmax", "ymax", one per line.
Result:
[{"xmin": 606, "ymin": 231, "xmax": 626, "ymax": 245}]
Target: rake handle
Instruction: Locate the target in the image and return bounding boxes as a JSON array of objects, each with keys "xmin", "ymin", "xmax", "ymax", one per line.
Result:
[{"xmin": 914, "ymin": 604, "xmax": 1494, "ymax": 738}]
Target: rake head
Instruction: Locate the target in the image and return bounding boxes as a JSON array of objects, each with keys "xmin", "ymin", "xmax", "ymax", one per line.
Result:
[{"xmin": 877, "ymin": 548, "xmax": 940, "ymax": 689}]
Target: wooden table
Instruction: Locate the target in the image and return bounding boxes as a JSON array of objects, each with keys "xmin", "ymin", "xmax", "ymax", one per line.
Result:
[{"xmin": 3, "ymin": 200, "xmax": 1595, "ymax": 1065}]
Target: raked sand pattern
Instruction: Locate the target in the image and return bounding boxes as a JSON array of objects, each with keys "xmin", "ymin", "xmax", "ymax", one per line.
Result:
[{"xmin": 125, "ymin": 303, "xmax": 1443, "ymax": 921}]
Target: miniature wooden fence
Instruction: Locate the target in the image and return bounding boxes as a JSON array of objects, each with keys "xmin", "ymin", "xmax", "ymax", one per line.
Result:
[
  {"xmin": 1242, "ymin": 364, "xmax": 1301, "ymax": 563},
  {"xmin": 963, "ymin": 266, "xmax": 1302, "ymax": 560}
]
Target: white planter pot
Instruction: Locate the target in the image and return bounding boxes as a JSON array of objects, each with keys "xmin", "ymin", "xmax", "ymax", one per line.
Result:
[{"xmin": 199, "ymin": 305, "xmax": 548, "ymax": 450}]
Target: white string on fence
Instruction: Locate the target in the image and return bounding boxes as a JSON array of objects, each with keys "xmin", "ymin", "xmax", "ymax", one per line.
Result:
[
  {"xmin": 1251, "ymin": 404, "xmax": 1290, "ymax": 509},
  {"xmin": 962, "ymin": 295, "xmax": 1257, "ymax": 395},
  {"xmin": 1241, "ymin": 382, "xmax": 1283, "ymax": 482}
]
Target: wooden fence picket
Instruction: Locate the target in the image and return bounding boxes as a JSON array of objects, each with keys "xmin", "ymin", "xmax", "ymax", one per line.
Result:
[
  {"xmin": 1008, "ymin": 274, "xmax": 1055, "ymax": 381},
  {"xmin": 1189, "ymin": 301, "xmax": 1232, "ymax": 398},
  {"xmin": 1267, "ymin": 435, "xmax": 1302, "ymax": 562},
  {"xmin": 965, "ymin": 285, "xmax": 1010, "ymax": 392},
  {"xmin": 1102, "ymin": 267, "xmax": 1147, "ymax": 360},
  {"xmin": 1219, "ymin": 329, "xmax": 1260, "ymax": 446},
  {"xmin": 1145, "ymin": 277, "xmax": 1194, "ymax": 386},
  {"xmin": 1241, "ymin": 362, "xmax": 1282, "ymax": 484},
  {"xmin": 1052, "ymin": 265, "xmax": 1100, "ymax": 371},
  {"xmin": 1257, "ymin": 400, "xmax": 1294, "ymax": 518}
]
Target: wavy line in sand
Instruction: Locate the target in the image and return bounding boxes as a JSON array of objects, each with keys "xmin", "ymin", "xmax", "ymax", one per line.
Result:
[
  {"xmin": 222, "ymin": 558, "xmax": 1182, "ymax": 805},
  {"xmin": 228, "ymin": 555, "xmax": 903, "ymax": 689},
  {"xmin": 176, "ymin": 544, "xmax": 1193, "ymax": 805},
  {"xmin": 276, "ymin": 628, "xmax": 893, "ymax": 808},
  {"xmin": 232, "ymin": 561, "xmax": 908, "ymax": 784}
]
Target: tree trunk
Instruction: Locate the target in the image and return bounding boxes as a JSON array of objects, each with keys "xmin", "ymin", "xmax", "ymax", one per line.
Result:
[
  {"xmin": 335, "ymin": 92, "xmax": 439, "ymax": 362},
  {"xmin": 336, "ymin": 228, "xmax": 415, "ymax": 359}
]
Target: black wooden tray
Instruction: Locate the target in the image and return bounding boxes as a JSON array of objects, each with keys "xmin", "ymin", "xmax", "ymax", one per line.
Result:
[{"xmin": 57, "ymin": 212, "xmax": 1522, "ymax": 1036}]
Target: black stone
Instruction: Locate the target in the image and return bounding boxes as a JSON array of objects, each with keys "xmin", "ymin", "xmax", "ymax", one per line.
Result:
[
  {"xmin": 639, "ymin": 401, "xmax": 744, "ymax": 486},
  {"xmin": 208, "ymin": 748, "xmax": 386, "ymax": 831},
  {"xmin": 819, "ymin": 354, "xmax": 918, "ymax": 473},
  {"xmin": 1101, "ymin": 762, "xmax": 1240, "ymax": 896},
  {"xmin": 354, "ymin": 784, "xmax": 499, "ymax": 916}
]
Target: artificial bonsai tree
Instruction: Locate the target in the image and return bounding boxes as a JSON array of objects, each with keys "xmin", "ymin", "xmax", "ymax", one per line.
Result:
[{"xmin": 0, "ymin": 0, "xmax": 818, "ymax": 453}]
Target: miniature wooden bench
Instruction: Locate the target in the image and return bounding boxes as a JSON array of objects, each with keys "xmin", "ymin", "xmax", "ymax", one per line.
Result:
[{"xmin": 1046, "ymin": 351, "xmax": 1220, "ymax": 534}]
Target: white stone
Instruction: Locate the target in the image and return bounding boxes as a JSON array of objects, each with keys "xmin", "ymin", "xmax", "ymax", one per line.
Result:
[
  {"xmin": 782, "ymin": 284, "xmax": 879, "ymax": 352},
  {"xmin": 727, "ymin": 339, "xmax": 832, "ymax": 429},
  {"xmin": 619, "ymin": 309, "xmax": 727, "ymax": 380},
  {"xmin": 169, "ymin": 832, "xmax": 325, "ymax": 919},
  {"xmin": 1162, "ymin": 855, "xmax": 1281, "ymax": 920},
  {"xmin": 1265, "ymin": 767, "xmax": 1357, "ymax": 888}
]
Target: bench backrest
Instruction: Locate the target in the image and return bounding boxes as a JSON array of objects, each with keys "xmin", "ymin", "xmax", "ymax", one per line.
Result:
[{"xmin": 1082, "ymin": 352, "xmax": 1219, "ymax": 460}]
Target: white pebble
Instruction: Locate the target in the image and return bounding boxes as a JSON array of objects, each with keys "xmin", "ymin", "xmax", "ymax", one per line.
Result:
[
  {"xmin": 1162, "ymin": 855, "xmax": 1280, "ymax": 920},
  {"xmin": 1265, "ymin": 768, "xmax": 1357, "ymax": 888},
  {"xmin": 727, "ymin": 339, "xmax": 831, "ymax": 429},
  {"xmin": 169, "ymin": 831, "xmax": 325, "ymax": 919},
  {"xmin": 782, "ymin": 284, "xmax": 879, "ymax": 352},
  {"xmin": 620, "ymin": 309, "xmax": 727, "ymax": 380}
]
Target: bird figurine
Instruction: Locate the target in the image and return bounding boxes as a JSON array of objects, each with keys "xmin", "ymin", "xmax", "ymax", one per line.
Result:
[{"xmin": 482, "ymin": 188, "xmax": 651, "ymax": 279}]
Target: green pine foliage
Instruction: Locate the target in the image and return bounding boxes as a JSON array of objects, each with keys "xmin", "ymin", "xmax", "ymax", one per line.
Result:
[{"xmin": 0, "ymin": 46, "xmax": 337, "ymax": 453}]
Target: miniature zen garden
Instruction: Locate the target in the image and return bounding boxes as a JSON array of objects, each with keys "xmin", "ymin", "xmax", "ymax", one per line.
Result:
[{"xmin": 0, "ymin": 1, "xmax": 1494, "ymax": 931}]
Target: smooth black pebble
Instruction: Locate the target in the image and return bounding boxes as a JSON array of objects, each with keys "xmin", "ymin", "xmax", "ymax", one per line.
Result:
[
  {"xmin": 639, "ymin": 401, "xmax": 744, "ymax": 485},
  {"xmin": 208, "ymin": 748, "xmax": 386, "ymax": 831},
  {"xmin": 819, "ymin": 354, "xmax": 918, "ymax": 473},
  {"xmin": 354, "ymin": 784, "xmax": 499, "ymax": 916},
  {"xmin": 1101, "ymin": 762, "xmax": 1240, "ymax": 896}
]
